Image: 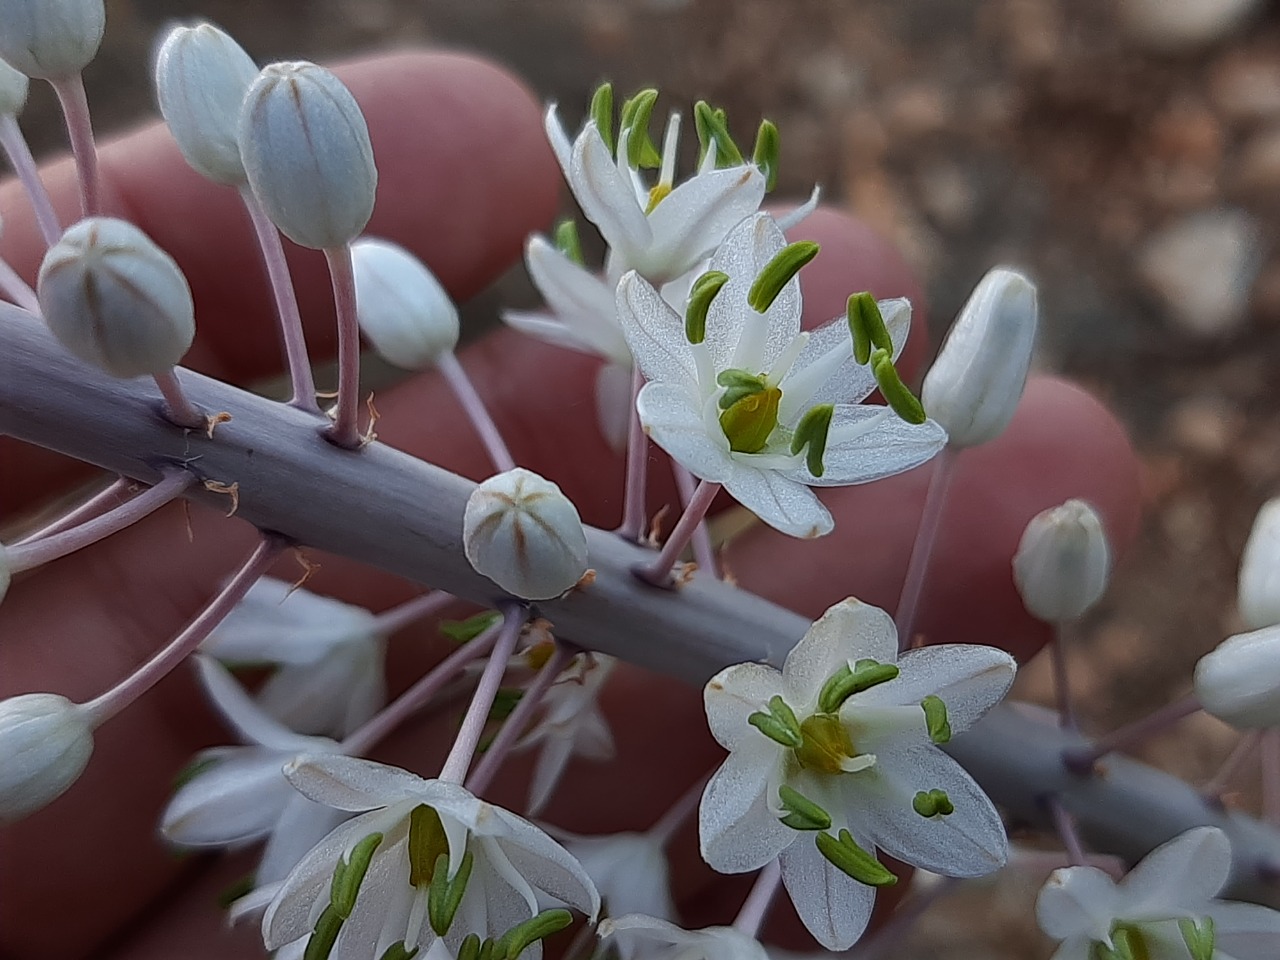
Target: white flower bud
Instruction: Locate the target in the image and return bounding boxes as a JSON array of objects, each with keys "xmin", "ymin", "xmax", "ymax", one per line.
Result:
[
  {"xmin": 0, "ymin": 0, "xmax": 105, "ymax": 80},
  {"xmin": 153, "ymin": 22, "xmax": 257, "ymax": 186},
  {"xmin": 0, "ymin": 58, "xmax": 29, "ymax": 116},
  {"xmin": 238, "ymin": 61, "xmax": 377, "ymax": 250},
  {"xmin": 1238, "ymin": 497, "xmax": 1280, "ymax": 631},
  {"xmin": 922, "ymin": 267, "xmax": 1038, "ymax": 448},
  {"xmin": 1195, "ymin": 626, "xmax": 1280, "ymax": 729},
  {"xmin": 0, "ymin": 693, "xmax": 94, "ymax": 822},
  {"xmin": 1012, "ymin": 499, "xmax": 1112, "ymax": 623},
  {"xmin": 351, "ymin": 237, "xmax": 459, "ymax": 369},
  {"xmin": 464, "ymin": 468, "xmax": 589, "ymax": 600},
  {"xmin": 38, "ymin": 217, "xmax": 196, "ymax": 378}
]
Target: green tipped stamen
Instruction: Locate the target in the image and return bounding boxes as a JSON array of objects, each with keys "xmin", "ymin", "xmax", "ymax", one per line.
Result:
[
  {"xmin": 752, "ymin": 119, "xmax": 780, "ymax": 192},
  {"xmin": 871, "ymin": 347, "xmax": 926, "ymax": 425},
  {"xmin": 778, "ymin": 784, "xmax": 832, "ymax": 831},
  {"xmin": 922, "ymin": 695, "xmax": 952, "ymax": 744},
  {"xmin": 685, "ymin": 270, "xmax": 730, "ymax": 344},
  {"xmin": 589, "ymin": 82, "xmax": 614, "ymax": 153},
  {"xmin": 790, "ymin": 403, "xmax": 835, "ymax": 478},
  {"xmin": 748, "ymin": 241, "xmax": 820, "ymax": 313},
  {"xmin": 815, "ymin": 830, "xmax": 897, "ymax": 886},
  {"xmin": 304, "ymin": 905, "xmax": 343, "ymax": 960},
  {"xmin": 694, "ymin": 100, "xmax": 743, "ymax": 167},
  {"xmin": 847, "ymin": 292, "xmax": 893, "ymax": 365},
  {"xmin": 330, "ymin": 832, "xmax": 383, "ymax": 918},
  {"xmin": 817, "ymin": 657, "xmax": 901, "ymax": 714},
  {"xmin": 554, "ymin": 220, "xmax": 584, "ymax": 266},
  {"xmin": 912, "ymin": 789, "xmax": 955, "ymax": 818},
  {"xmin": 494, "ymin": 909, "xmax": 574, "ymax": 960},
  {"xmin": 1179, "ymin": 916, "xmax": 1215, "ymax": 960},
  {"xmin": 620, "ymin": 88, "xmax": 662, "ymax": 169},
  {"xmin": 428, "ymin": 849, "xmax": 474, "ymax": 936},
  {"xmin": 747, "ymin": 694, "xmax": 803, "ymax": 747}
]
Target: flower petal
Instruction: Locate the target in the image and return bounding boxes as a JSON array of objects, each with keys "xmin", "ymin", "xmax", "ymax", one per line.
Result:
[
  {"xmin": 543, "ymin": 104, "xmax": 573, "ymax": 177},
  {"xmin": 636, "ymin": 381, "xmax": 736, "ymax": 483},
  {"xmin": 722, "ymin": 462, "xmax": 833, "ymax": 539},
  {"xmin": 570, "ymin": 121, "xmax": 652, "ymax": 259},
  {"xmin": 255, "ymin": 638, "xmax": 385, "ymax": 739},
  {"xmin": 617, "ymin": 272, "xmax": 699, "ymax": 390},
  {"xmin": 492, "ymin": 808, "xmax": 601, "ymax": 918},
  {"xmin": 1035, "ymin": 866, "xmax": 1119, "ymax": 943},
  {"xmin": 644, "ymin": 164, "xmax": 766, "ymax": 283},
  {"xmin": 521, "ymin": 236, "xmax": 630, "ymax": 363},
  {"xmin": 283, "ymin": 755, "xmax": 429, "ymax": 812},
  {"xmin": 595, "ymin": 361, "xmax": 634, "ymax": 453},
  {"xmin": 699, "ymin": 742, "xmax": 792, "ymax": 873},
  {"xmin": 781, "ymin": 599, "xmax": 898, "ymax": 708},
  {"xmin": 1119, "ymin": 825, "xmax": 1231, "ymax": 916},
  {"xmin": 855, "ymin": 643, "xmax": 1016, "ymax": 734},
  {"xmin": 704, "ymin": 661, "xmax": 785, "ymax": 751},
  {"xmin": 779, "ymin": 832, "xmax": 877, "ymax": 950},
  {"xmin": 162, "ymin": 749, "xmax": 295, "ymax": 846},
  {"xmin": 783, "ymin": 407, "xmax": 947, "ymax": 488},
  {"xmin": 195, "ymin": 654, "xmax": 334, "ymax": 752},
  {"xmin": 255, "ymin": 792, "xmax": 349, "ymax": 886},
  {"xmin": 1207, "ymin": 900, "xmax": 1280, "ymax": 956}
]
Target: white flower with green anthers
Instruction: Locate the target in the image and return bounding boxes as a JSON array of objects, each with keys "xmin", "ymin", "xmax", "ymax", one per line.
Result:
[
  {"xmin": 1035, "ymin": 825, "xmax": 1280, "ymax": 960},
  {"xmin": 263, "ymin": 755, "xmax": 599, "ymax": 960},
  {"xmin": 617, "ymin": 212, "xmax": 946, "ymax": 538},
  {"xmin": 600, "ymin": 914, "xmax": 769, "ymax": 960},
  {"xmin": 699, "ymin": 598, "xmax": 1014, "ymax": 950}
]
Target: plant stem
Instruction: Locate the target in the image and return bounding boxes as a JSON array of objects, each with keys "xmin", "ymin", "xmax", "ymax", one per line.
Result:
[
  {"xmin": 673, "ymin": 461, "xmax": 716, "ymax": 577},
  {"xmin": 80, "ymin": 535, "xmax": 284, "ymax": 726},
  {"xmin": 240, "ymin": 188, "xmax": 319, "ymax": 413},
  {"xmin": 368, "ymin": 590, "xmax": 457, "ymax": 636},
  {"xmin": 1063, "ymin": 694, "xmax": 1201, "ymax": 774},
  {"xmin": 49, "ymin": 73, "xmax": 99, "ymax": 218},
  {"xmin": 732, "ymin": 859, "xmax": 782, "ymax": 938},
  {"xmin": 153, "ymin": 369, "xmax": 204, "ymax": 428},
  {"xmin": 1049, "ymin": 795, "xmax": 1088, "ymax": 866},
  {"xmin": 634, "ymin": 480, "xmax": 720, "ymax": 587},
  {"xmin": 1202, "ymin": 730, "xmax": 1262, "ymax": 804},
  {"xmin": 1051, "ymin": 623, "xmax": 1077, "ymax": 730},
  {"xmin": 616, "ymin": 365, "xmax": 649, "ymax": 542},
  {"xmin": 323, "ymin": 244, "xmax": 362, "ymax": 449},
  {"xmin": 437, "ymin": 351, "xmax": 515, "ymax": 473},
  {"xmin": 895, "ymin": 444, "xmax": 957, "ymax": 648},
  {"xmin": 0, "ymin": 113, "xmax": 61, "ymax": 246},
  {"xmin": 647, "ymin": 770, "xmax": 710, "ymax": 847},
  {"xmin": 438, "ymin": 606, "xmax": 526, "ymax": 783},
  {"xmin": 8, "ymin": 471, "xmax": 192, "ymax": 572},
  {"xmin": 16, "ymin": 477, "xmax": 133, "ymax": 544},
  {"xmin": 0, "ymin": 254, "xmax": 38, "ymax": 314}
]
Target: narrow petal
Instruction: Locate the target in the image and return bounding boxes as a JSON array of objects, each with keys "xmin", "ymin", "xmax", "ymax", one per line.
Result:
[
  {"xmin": 528, "ymin": 733, "xmax": 574, "ymax": 816},
  {"xmin": 782, "ymin": 599, "xmax": 898, "ymax": 708},
  {"xmin": 636, "ymin": 381, "xmax": 736, "ymax": 484},
  {"xmin": 571, "ymin": 707, "xmax": 616, "ymax": 762},
  {"xmin": 523, "ymin": 236, "xmax": 630, "ymax": 363},
  {"xmin": 699, "ymin": 744, "xmax": 792, "ymax": 873},
  {"xmin": 570, "ymin": 122, "xmax": 652, "ymax": 259},
  {"xmin": 722, "ymin": 463, "xmax": 833, "ymax": 539},
  {"xmin": 337, "ymin": 837, "xmax": 414, "ymax": 959},
  {"xmin": 493, "ymin": 809, "xmax": 601, "ymax": 918},
  {"xmin": 781, "ymin": 408, "xmax": 947, "ymax": 488},
  {"xmin": 195, "ymin": 654, "xmax": 332, "ymax": 752},
  {"xmin": 1119, "ymin": 825, "xmax": 1232, "ymax": 916},
  {"xmin": 1207, "ymin": 900, "xmax": 1280, "ymax": 956},
  {"xmin": 595, "ymin": 361, "xmax": 634, "ymax": 453},
  {"xmin": 616, "ymin": 273, "xmax": 699, "ymax": 390},
  {"xmin": 256, "ymin": 639, "xmax": 385, "ymax": 739},
  {"xmin": 1035, "ymin": 867, "xmax": 1120, "ymax": 942},
  {"xmin": 284, "ymin": 755, "xmax": 428, "ymax": 812},
  {"xmin": 779, "ymin": 831, "xmax": 877, "ymax": 951},
  {"xmin": 255, "ymin": 792, "xmax": 349, "ymax": 886},
  {"xmin": 855, "ymin": 643, "xmax": 1016, "ymax": 734},
  {"xmin": 644, "ymin": 165, "xmax": 766, "ymax": 283},
  {"xmin": 451, "ymin": 845, "xmax": 538, "ymax": 950},
  {"xmin": 543, "ymin": 104, "xmax": 573, "ymax": 177},
  {"xmin": 704, "ymin": 661, "xmax": 786, "ymax": 751},
  {"xmin": 774, "ymin": 184, "xmax": 822, "ymax": 232},
  {"xmin": 502, "ymin": 309, "xmax": 595, "ymax": 356},
  {"xmin": 162, "ymin": 750, "xmax": 295, "ymax": 846}
]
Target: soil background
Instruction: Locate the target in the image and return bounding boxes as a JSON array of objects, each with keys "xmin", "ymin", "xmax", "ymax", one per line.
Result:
[{"xmin": 13, "ymin": 0, "xmax": 1280, "ymax": 956}]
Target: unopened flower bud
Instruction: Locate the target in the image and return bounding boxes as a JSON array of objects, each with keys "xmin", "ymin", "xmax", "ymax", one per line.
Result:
[
  {"xmin": 921, "ymin": 267, "xmax": 1037, "ymax": 448},
  {"xmin": 38, "ymin": 217, "xmax": 195, "ymax": 378},
  {"xmin": 0, "ymin": 693, "xmax": 93, "ymax": 822},
  {"xmin": 1238, "ymin": 497, "xmax": 1280, "ymax": 631},
  {"xmin": 351, "ymin": 238, "xmax": 459, "ymax": 369},
  {"xmin": 0, "ymin": 0, "xmax": 105, "ymax": 80},
  {"xmin": 464, "ymin": 468, "xmax": 589, "ymax": 600},
  {"xmin": 239, "ymin": 61, "xmax": 376, "ymax": 250},
  {"xmin": 153, "ymin": 22, "xmax": 257, "ymax": 186},
  {"xmin": 0, "ymin": 58, "xmax": 29, "ymax": 116},
  {"xmin": 1195, "ymin": 625, "xmax": 1280, "ymax": 729},
  {"xmin": 1012, "ymin": 499, "xmax": 1112, "ymax": 623}
]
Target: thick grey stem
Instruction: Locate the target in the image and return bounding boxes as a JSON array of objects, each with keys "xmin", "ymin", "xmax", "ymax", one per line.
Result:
[{"xmin": 2, "ymin": 312, "xmax": 1278, "ymax": 903}]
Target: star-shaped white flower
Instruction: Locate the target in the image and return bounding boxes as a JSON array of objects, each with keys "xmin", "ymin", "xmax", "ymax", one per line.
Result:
[
  {"xmin": 1036, "ymin": 825, "xmax": 1280, "ymax": 960},
  {"xmin": 699, "ymin": 598, "xmax": 1015, "ymax": 950},
  {"xmin": 202, "ymin": 577, "xmax": 386, "ymax": 739},
  {"xmin": 617, "ymin": 213, "xmax": 947, "ymax": 538},
  {"xmin": 263, "ymin": 755, "xmax": 600, "ymax": 960},
  {"xmin": 600, "ymin": 914, "xmax": 769, "ymax": 960}
]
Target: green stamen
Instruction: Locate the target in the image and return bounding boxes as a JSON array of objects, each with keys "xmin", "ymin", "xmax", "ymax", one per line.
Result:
[
  {"xmin": 717, "ymin": 369, "xmax": 767, "ymax": 409},
  {"xmin": 428, "ymin": 849, "xmax": 474, "ymax": 936},
  {"xmin": 553, "ymin": 220, "xmax": 583, "ymax": 266},
  {"xmin": 790, "ymin": 403, "xmax": 835, "ymax": 478},
  {"xmin": 747, "ymin": 694, "xmax": 802, "ymax": 747},
  {"xmin": 719, "ymin": 383, "xmax": 782, "ymax": 453},
  {"xmin": 817, "ymin": 658, "xmax": 901, "ymax": 714},
  {"xmin": 458, "ymin": 935, "xmax": 483, "ymax": 960},
  {"xmin": 1179, "ymin": 917, "xmax": 1215, "ymax": 960},
  {"xmin": 303, "ymin": 905, "xmax": 343, "ymax": 960},
  {"xmin": 752, "ymin": 119, "xmax": 780, "ymax": 192},
  {"xmin": 494, "ymin": 909, "xmax": 574, "ymax": 960},
  {"xmin": 330, "ymin": 832, "xmax": 383, "ymax": 918},
  {"xmin": 694, "ymin": 100, "xmax": 743, "ymax": 167},
  {"xmin": 620, "ymin": 88, "xmax": 662, "ymax": 169},
  {"xmin": 815, "ymin": 830, "xmax": 897, "ymax": 886},
  {"xmin": 748, "ymin": 241, "xmax": 820, "ymax": 313},
  {"xmin": 778, "ymin": 784, "xmax": 832, "ymax": 830},
  {"xmin": 685, "ymin": 270, "xmax": 729, "ymax": 344},
  {"xmin": 921, "ymin": 695, "xmax": 952, "ymax": 744},
  {"xmin": 912, "ymin": 789, "xmax": 955, "ymax": 818},
  {"xmin": 871, "ymin": 347, "xmax": 927, "ymax": 425},
  {"xmin": 847, "ymin": 292, "xmax": 893, "ymax": 365},
  {"xmin": 589, "ymin": 82, "xmax": 614, "ymax": 153},
  {"xmin": 378, "ymin": 944, "xmax": 420, "ymax": 960},
  {"xmin": 407, "ymin": 805, "xmax": 450, "ymax": 888}
]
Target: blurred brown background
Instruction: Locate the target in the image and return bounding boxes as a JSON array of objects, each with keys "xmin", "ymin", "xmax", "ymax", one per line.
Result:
[{"xmin": 13, "ymin": 0, "xmax": 1280, "ymax": 955}]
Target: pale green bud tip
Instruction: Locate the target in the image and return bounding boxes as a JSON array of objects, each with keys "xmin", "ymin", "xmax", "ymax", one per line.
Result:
[
  {"xmin": 1012, "ymin": 499, "xmax": 1111, "ymax": 624},
  {"xmin": 463, "ymin": 468, "xmax": 589, "ymax": 600},
  {"xmin": 1178, "ymin": 916, "xmax": 1215, "ymax": 960},
  {"xmin": 38, "ymin": 217, "xmax": 196, "ymax": 379},
  {"xmin": 685, "ymin": 269, "xmax": 729, "ymax": 344},
  {"xmin": 351, "ymin": 237, "xmax": 460, "ymax": 370},
  {"xmin": 815, "ymin": 829, "xmax": 897, "ymax": 886},
  {"xmin": 0, "ymin": 693, "xmax": 94, "ymax": 823},
  {"xmin": 790, "ymin": 403, "xmax": 835, "ymax": 479},
  {"xmin": 747, "ymin": 695, "xmax": 802, "ymax": 747},
  {"xmin": 494, "ymin": 909, "xmax": 573, "ymax": 960},
  {"xmin": 871, "ymin": 348, "xmax": 927, "ymax": 425},
  {"xmin": 846, "ymin": 292, "xmax": 893, "ymax": 365},
  {"xmin": 589, "ymin": 82, "xmax": 614, "ymax": 154},
  {"xmin": 239, "ymin": 61, "xmax": 377, "ymax": 250},
  {"xmin": 0, "ymin": 59, "xmax": 29, "ymax": 116},
  {"xmin": 153, "ymin": 21, "xmax": 258, "ymax": 186},
  {"xmin": 752, "ymin": 119, "xmax": 780, "ymax": 192},
  {"xmin": 778, "ymin": 784, "xmax": 832, "ymax": 830},
  {"xmin": 620, "ymin": 88, "xmax": 661, "ymax": 169},
  {"xmin": 694, "ymin": 100, "xmax": 744, "ymax": 167},
  {"xmin": 1195, "ymin": 624, "xmax": 1280, "ymax": 729},
  {"xmin": 912, "ymin": 788, "xmax": 954, "ymax": 817},
  {"xmin": 554, "ymin": 219, "xmax": 584, "ymax": 266},
  {"xmin": 0, "ymin": 0, "xmax": 105, "ymax": 79},
  {"xmin": 748, "ymin": 240, "xmax": 820, "ymax": 313},
  {"xmin": 329, "ymin": 832, "xmax": 383, "ymax": 919},
  {"xmin": 817, "ymin": 657, "xmax": 900, "ymax": 713},
  {"xmin": 921, "ymin": 695, "xmax": 952, "ymax": 744}
]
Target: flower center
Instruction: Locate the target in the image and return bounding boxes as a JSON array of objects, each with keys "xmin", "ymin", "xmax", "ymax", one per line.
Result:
[
  {"xmin": 719, "ymin": 382, "xmax": 782, "ymax": 453},
  {"xmin": 1093, "ymin": 924, "xmax": 1153, "ymax": 960},
  {"xmin": 795, "ymin": 714, "xmax": 861, "ymax": 774}
]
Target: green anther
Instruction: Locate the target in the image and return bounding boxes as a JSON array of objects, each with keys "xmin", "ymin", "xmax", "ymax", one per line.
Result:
[
  {"xmin": 694, "ymin": 100, "xmax": 744, "ymax": 167},
  {"xmin": 1179, "ymin": 917, "xmax": 1215, "ymax": 960},
  {"xmin": 846, "ymin": 292, "xmax": 893, "ymax": 365},
  {"xmin": 494, "ymin": 909, "xmax": 574, "ymax": 960},
  {"xmin": 330, "ymin": 832, "xmax": 383, "ymax": 918},
  {"xmin": 428, "ymin": 849, "xmax": 474, "ymax": 936},
  {"xmin": 719, "ymin": 384, "xmax": 782, "ymax": 453},
  {"xmin": 778, "ymin": 784, "xmax": 832, "ymax": 830},
  {"xmin": 921, "ymin": 695, "xmax": 952, "ymax": 745},
  {"xmin": 553, "ymin": 219, "xmax": 583, "ymax": 266},
  {"xmin": 440, "ymin": 611, "xmax": 502, "ymax": 644},
  {"xmin": 589, "ymin": 82, "xmax": 614, "ymax": 153},
  {"xmin": 870, "ymin": 348, "xmax": 927, "ymax": 425},
  {"xmin": 911, "ymin": 789, "xmax": 955, "ymax": 818},
  {"xmin": 790, "ymin": 403, "xmax": 835, "ymax": 478},
  {"xmin": 407, "ymin": 804, "xmax": 450, "ymax": 888},
  {"xmin": 752, "ymin": 119, "xmax": 780, "ymax": 192},
  {"xmin": 814, "ymin": 830, "xmax": 897, "ymax": 887},
  {"xmin": 620, "ymin": 88, "xmax": 662, "ymax": 169},
  {"xmin": 303, "ymin": 905, "xmax": 343, "ymax": 960},
  {"xmin": 747, "ymin": 694, "xmax": 803, "ymax": 747},
  {"xmin": 685, "ymin": 270, "xmax": 729, "ymax": 344},
  {"xmin": 378, "ymin": 943, "xmax": 420, "ymax": 960},
  {"xmin": 796, "ymin": 713, "xmax": 857, "ymax": 774},
  {"xmin": 478, "ymin": 939, "xmax": 496, "ymax": 960},
  {"xmin": 458, "ymin": 935, "xmax": 482, "ymax": 960},
  {"xmin": 817, "ymin": 658, "xmax": 901, "ymax": 714},
  {"xmin": 748, "ymin": 241, "xmax": 821, "ymax": 313},
  {"xmin": 716, "ymin": 369, "xmax": 768, "ymax": 409},
  {"xmin": 216, "ymin": 873, "xmax": 255, "ymax": 909}
]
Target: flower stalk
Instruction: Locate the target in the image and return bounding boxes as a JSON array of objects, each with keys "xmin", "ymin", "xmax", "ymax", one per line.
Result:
[
  {"xmin": 635, "ymin": 479, "xmax": 720, "ymax": 586},
  {"xmin": 732, "ymin": 859, "xmax": 782, "ymax": 938},
  {"xmin": 322, "ymin": 245, "xmax": 363, "ymax": 448},
  {"xmin": 49, "ymin": 74, "xmax": 100, "ymax": 217},
  {"xmin": 15, "ymin": 476, "xmax": 132, "ymax": 544},
  {"xmin": 437, "ymin": 351, "xmax": 516, "ymax": 473},
  {"xmin": 895, "ymin": 444, "xmax": 957, "ymax": 647},
  {"xmin": 0, "ymin": 113, "xmax": 60, "ymax": 247},
  {"xmin": 616, "ymin": 364, "xmax": 649, "ymax": 542},
  {"xmin": 1064, "ymin": 694, "xmax": 1202, "ymax": 774}
]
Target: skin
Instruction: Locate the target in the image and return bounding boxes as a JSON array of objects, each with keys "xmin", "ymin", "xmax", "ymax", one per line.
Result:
[{"xmin": 0, "ymin": 51, "xmax": 1142, "ymax": 960}]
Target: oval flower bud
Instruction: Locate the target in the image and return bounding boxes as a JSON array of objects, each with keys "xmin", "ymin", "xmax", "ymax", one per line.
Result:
[
  {"xmin": 464, "ymin": 468, "xmax": 589, "ymax": 600},
  {"xmin": 1195, "ymin": 625, "xmax": 1280, "ymax": 729},
  {"xmin": 0, "ymin": 0, "xmax": 105, "ymax": 80},
  {"xmin": 38, "ymin": 217, "xmax": 196, "ymax": 378},
  {"xmin": 238, "ymin": 61, "xmax": 377, "ymax": 250},
  {"xmin": 0, "ymin": 58, "xmax": 29, "ymax": 116},
  {"xmin": 1012, "ymin": 499, "xmax": 1112, "ymax": 623},
  {"xmin": 153, "ymin": 22, "xmax": 258, "ymax": 186},
  {"xmin": 0, "ymin": 693, "xmax": 94, "ymax": 822},
  {"xmin": 1238, "ymin": 497, "xmax": 1280, "ymax": 631},
  {"xmin": 921, "ymin": 267, "xmax": 1038, "ymax": 448},
  {"xmin": 351, "ymin": 238, "xmax": 459, "ymax": 369}
]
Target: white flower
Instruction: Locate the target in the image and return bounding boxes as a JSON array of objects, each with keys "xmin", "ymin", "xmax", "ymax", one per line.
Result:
[
  {"xmin": 0, "ymin": 693, "xmax": 93, "ymax": 822},
  {"xmin": 1035, "ymin": 826, "xmax": 1280, "ymax": 960},
  {"xmin": 543, "ymin": 827, "xmax": 674, "ymax": 921},
  {"xmin": 263, "ymin": 755, "xmax": 600, "ymax": 960},
  {"xmin": 162, "ymin": 656, "xmax": 347, "ymax": 888},
  {"xmin": 1194, "ymin": 625, "xmax": 1280, "ymax": 730},
  {"xmin": 617, "ymin": 212, "xmax": 946, "ymax": 538},
  {"xmin": 600, "ymin": 914, "xmax": 769, "ymax": 960},
  {"xmin": 202, "ymin": 577, "xmax": 386, "ymax": 739},
  {"xmin": 1012, "ymin": 499, "xmax": 1113, "ymax": 623},
  {"xmin": 351, "ymin": 237, "xmax": 460, "ymax": 369},
  {"xmin": 516, "ymin": 653, "xmax": 616, "ymax": 816},
  {"xmin": 700, "ymin": 598, "xmax": 1014, "ymax": 950},
  {"xmin": 1238, "ymin": 497, "xmax": 1280, "ymax": 631}
]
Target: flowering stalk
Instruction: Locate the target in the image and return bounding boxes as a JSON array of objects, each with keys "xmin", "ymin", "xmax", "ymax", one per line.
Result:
[
  {"xmin": 616, "ymin": 365, "xmax": 648, "ymax": 541},
  {"xmin": 1048, "ymin": 795, "xmax": 1088, "ymax": 866},
  {"xmin": 894, "ymin": 445, "xmax": 957, "ymax": 647},
  {"xmin": 6, "ymin": 470, "xmax": 192, "ymax": 572},
  {"xmin": 635, "ymin": 479, "xmax": 720, "ymax": 586},
  {"xmin": 1202, "ymin": 730, "xmax": 1262, "ymax": 803},
  {"xmin": 152, "ymin": 369, "xmax": 204, "ymax": 429},
  {"xmin": 673, "ymin": 461, "xmax": 716, "ymax": 577},
  {"xmin": 79, "ymin": 535, "xmax": 284, "ymax": 725},
  {"xmin": 1050, "ymin": 625, "xmax": 1077, "ymax": 730},
  {"xmin": 1063, "ymin": 694, "xmax": 1202, "ymax": 774},
  {"xmin": 15, "ymin": 476, "xmax": 132, "ymax": 543},
  {"xmin": 0, "ymin": 113, "xmax": 60, "ymax": 246},
  {"xmin": 732, "ymin": 859, "xmax": 782, "ymax": 938},
  {"xmin": 367, "ymin": 589, "xmax": 457, "ymax": 637},
  {"xmin": 48, "ymin": 74, "xmax": 100, "ymax": 217},
  {"xmin": 437, "ymin": 351, "xmax": 516, "ymax": 472},
  {"xmin": 323, "ymin": 244, "xmax": 363, "ymax": 448}
]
